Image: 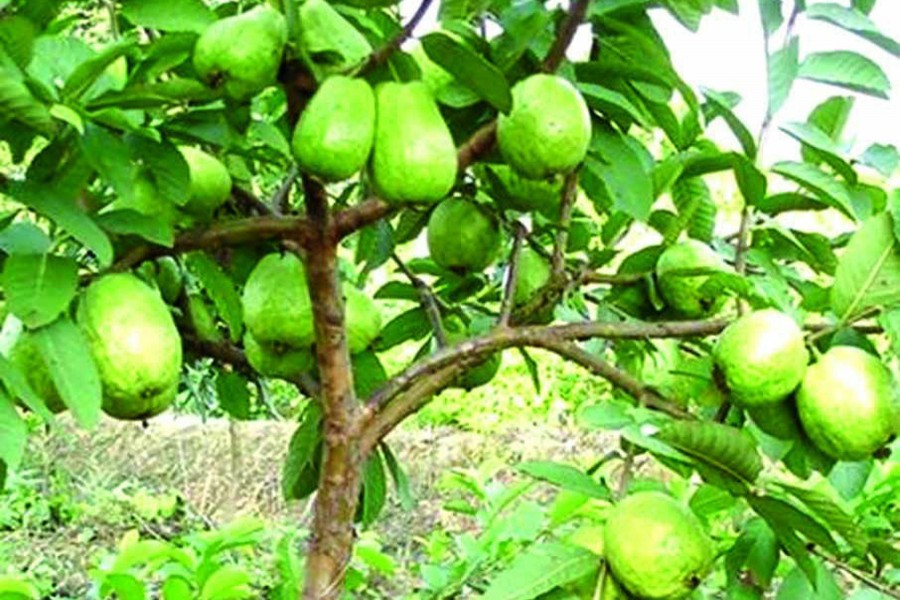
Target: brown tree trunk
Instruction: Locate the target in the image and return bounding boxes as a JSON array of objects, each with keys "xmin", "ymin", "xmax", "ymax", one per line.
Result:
[{"xmin": 301, "ymin": 181, "xmax": 363, "ymax": 599}]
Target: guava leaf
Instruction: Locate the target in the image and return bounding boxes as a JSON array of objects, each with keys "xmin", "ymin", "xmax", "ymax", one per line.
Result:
[
  {"xmin": 779, "ymin": 121, "xmax": 856, "ymax": 183},
  {"xmin": 481, "ymin": 542, "xmax": 598, "ymax": 600},
  {"xmin": 766, "ymin": 36, "xmax": 798, "ymax": 117},
  {"xmin": 199, "ymin": 565, "xmax": 252, "ymax": 600},
  {"xmin": 98, "ymin": 573, "xmax": 147, "ymax": 599},
  {"xmin": 373, "ymin": 307, "xmax": 431, "ymax": 351},
  {"xmin": 879, "ymin": 308, "xmax": 900, "ymax": 357},
  {"xmin": 775, "ymin": 562, "xmax": 843, "ymax": 600},
  {"xmin": 0, "ymin": 353, "xmax": 55, "ymax": 423},
  {"xmin": 1, "ymin": 253, "xmax": 78, "ymax": 328},
  {"xmin": 359, "ymin": 451, "xmax": 387, "ymax": 526},
  {"xmin": 702, "ymin": 88, "xmax": 757, "ymax": 158},
  {"xmin": 517, "ymin": 461, "xmax": 610, "ymax": 499},
  {"xmin": 380, "ymin": 442, "xmax": 415, "ymax": 511},
  {"xmin": 773, "ymin": 483, "xmax": 868, "ymax": 556},
  {"xmin": 0, "ymin": 66, "xmax": 55, "ymax": 134},
  {"xmin": 420, "ymin": 33, "xmax": 512, "ymax": 113},
  {"xmin": 215, "ymin": 371, "xmax": 250, "ymax": 421},
  {"xmin": 120, "ymin": 0, "xmax": 216, "ymax": 33},
  {"xmin": 748, "ymin": 496, "xmax": 819, "ymax": 586},
  {"xmin": 63, "ymin": 34, "xmax": 137, "ymax": 101},
  {"xmin": 183, "ymin": 252, "xmax": 243, "ymax": 342},
  {"xmin": 0, "ymin": 222, "xmax": 51, "ymax": 255},
  {"xmin": 725, "ymin": 519, "xmax": 779, "ymax": 589},
  {"xmin": 282, "ymin": 402, "xmax": 322, "ymax": 501},
  {"xmin": 32, "ymin": 317, "xmax": 102, "ymax": 429},
  {"xmin": 657, "ymin": 421, "xmax": 763, "ymax": 487},
  {"xmin": 771, "ymin": 161, "xmax": 854, "ymax": 218},
  {"xmin": 805, "ymin": 3, "xmax": 900, "ymax": 57},
  {"xmin": 96, "ymin": 209, "xmax": 175, "ymax": 248},
  {"xmin": 352, "ymin": 351, "xmax": 387, "ymax": 400},
  {"xmin": 0, "ymin": 390, "xmax": 27, "ymax": 478},
  {"xmin": 583, "ymin": 122, "xmax": 654, "ymax": 222},
  {"xmin": 798, "ymin": 51, "xmax": 890, "ymax": 99},
  {"xmin": 831, "ymin": 213, "xmax": 900, "ymax": 323}
]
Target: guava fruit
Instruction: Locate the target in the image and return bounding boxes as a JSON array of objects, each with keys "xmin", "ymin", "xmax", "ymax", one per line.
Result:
[
  {"xmin": 604, "ymin": 491, "xmax": 714, "ymax": 599},
  {"xmin": 514, "ymin": 248, "xmax": 552, "ymax": 306},
  {"xmin": 656, "ymin": 240, "xmax": 728, "ymax": 318},
  {"xmin": 186, "ymin": 292, "xmax": 222, "ymax": 343},
  {"xmin": 371, "ymin": 81, "xmax": 458, "ymax": 203},
  {"xmin": 155, "ymin": 257, "xmax": 183, "ymax": 304},
  {"xmin": 496, "ymin": 74, "xmax": 591, "ymax": 180},
  {"xmin": 796, "ymin": 346, "xmax": 896, "ymax": 461},
  {"xmin": 78, "ymin": 273, "xmax": 183, "ymax": 421},
  {"xmin": 344, "ymin": 283, "xmax": 382, "ymax": 353},
  {"xmin": 297, "ymin": 0, "xmax": 372, "ymax": 81},
  {"xmin": 193, "ymin": 6, "xmax": 287, "ymax": 101},
  {"xmin": 427, "ymin": 198, "xmax": 500, "ymax": 272},
  {"xmin": 292, "ymin": 76, "xmax": 375, "ymax": 182},
  {"xmin": 482, "ymin": 164, "xmax": 564, "ymax": 217},
  {"xmin": 244, "ymin": 332, "xmax": 314, "ymax": 379},
  {"xmin": 242, "ymin": 253, "xmax": 315, "ymax": 349},
  {"xmin": 441, "ymin": 315, "xmax": 501, "ymax": 390},
  {"xmin": 178, "ymin": 146, "xmax": 232, "ymax": 218},
  {"xmin": 714, "ymin": 309, "xmax": 809, "ymax": 408},
  {"xmin": 9, "ymin": 331, "xmax": 65, "ymax": 414}
]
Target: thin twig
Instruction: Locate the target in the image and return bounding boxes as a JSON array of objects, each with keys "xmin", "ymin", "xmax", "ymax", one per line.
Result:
[
  {"xmin": 552, "ymin": 169, "xmax": 580, "ymax": 276},
  {"xmin": 270, "ymin": 166, "xmax": 299, "ymax": 215},
  {"xmin": 499, "ymin": 222, "xmax": 528, "ymax": 327},
  {"xmin": 579, "ymin": 270, "xmax": 648, "ymax": 286},
  {"xmin": 358, "ymin": 0, "xmax": 435, "ymax": 75},
  {"xmin": 232, "ymin": 186, "xmax": 274, "ymax": 216},
  {"xmin": 392, "ymin": 252, "xmax": 447, "ymax": 346},
  {"xmin": 542, "ymin": 0, "xmax": 591, "ymax": 72},
  {"xmin": 811, "ymin": 548, "xmax": 900, "ymax": 599}
]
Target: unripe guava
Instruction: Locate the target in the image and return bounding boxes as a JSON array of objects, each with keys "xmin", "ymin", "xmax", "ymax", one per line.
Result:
[
  {"xmin": 78, "ymin": 273, "xmax": 183, "ymax": 420},
  {"xmin": 371, "ymin": 81, "xmax": 458, "ymax": 203},
  {"xmin": 193, "ymin": 6, "xmax": 287, "ymax": 101},
  {"xmin": 497, "ymin": 74, "xmax": 591, "ymax": 179},
  {"xmin": 714, "ymin": 309, "xmax": 808, "ymax": 408},
  {"xmin": 796, "ymin": 346, "xmax": 896, "ymax": 460},
  {"xmin": 179, "ymin": 146, "xmax": 232, "ymax": 219},
  {"xmin": 293, "ymin": 76, "xmax": 375, "ymax": 182},
  {"xmin": 427, "ymin": 198, "xmax": 500, "ymax": 272},
  {"xmin": 604, "ymin": 491, "xmax": 714, "ymax": 599},
  {"xmin": 344, "ymin": 283, "xmax": 382, "ymax": 354},
  {"xmin": 656, "ymin": 240, "xmax": 728, "ymax": 318},
  {"xmin": 242, "ymin": 253, "xmax": 315, "ymax": 349},
  {"xmin": 514, "ymin": 248, "xmax": 552, "ymax": 306}
]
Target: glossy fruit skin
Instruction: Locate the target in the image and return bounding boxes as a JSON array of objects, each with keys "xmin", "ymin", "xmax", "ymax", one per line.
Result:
[
  {"xmin": 293, "ymin": 76, "xmax": 375, "ymax": 182},
  {"xmin": 427, "ymin": 198, "xmax": 500, "ymax": 272},
  {"xmin": 242, "ymin": 253, "xmax": 315, "ymax": 349},
  {"xmin": 514, "ymin": 248, "xmax": 552, "ymax": 306},
  {"xmin": 343, "ymin": 284, "xmax": 382, "ymax": 354},
  {"xmin": 78, "ymin": 274, "xmax": 182, "ymax": 421},
  {"xmin": 796, "ymin": 346, "xmax": 896, "ymax": 460},
  {"xmin": 244, "ymin": 332, "xmax": 314, "ymax": 380},
  {"xmin": 497, "ymin": 74, "xmax": 591, "ymax": 180},
  {"xmin": 297, "ymin": 0, "xmax": 372, "ymax": 81},
  {"xmin": 604, "ymin": 491, "xmax": 714, "ymax": 599},
  {"xmin": 656, "ymin": 240, "xmax": 727, "ymax": 318},
  {"xmin": 714, "ymin": 309, "xmax": 809, "ymax": 408},
  {"xmin": 193, "ymin": 6, "xmax": 287, "ymax": 101},
  {"xmin": 9, "ymin": 331, "xmax": 65, "ymax": 413},
  {"xmin": 371, "ymin": 81, "xmax": 458, "ymax": 203},
  {"xmin": 179, "ymin": 146, "xmax": 232, "ymax": 219}
]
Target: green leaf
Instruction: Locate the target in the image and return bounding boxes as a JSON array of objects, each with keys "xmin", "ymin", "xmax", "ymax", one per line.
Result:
[
  {"xmin": 666, "ymin": 176, "xmax": 714, "ymax": 244},
  {"xmin": 771, "ymin": 161, "xmax": 855, "ymax": 218},
  {"xmin": 860, "ymin": 143, "xmax": 898, "ymax": 178},
  {"xmin": 121, "ymin": 0, "xmax": 216, "ymax": 33},
  {"xmin": 758, "ymin": 0, "xmax": 783, "ymax": 36},
  {"xmin": 805, "ymin": 3, "xmax": 900, "ymax": 57},
  {"xmin": 779, "ymin": 121, "xmax": 856, "ymax": 183},
  {"xmin": 577, "ymin": 82, "xmax": 650, "ymax": 129},
  {"xmin": 215, "ymin": 371, "xmax": 250, "ymax": 421},
  {"xmin": 359, "ymin": 450, "xmax": 387, "ymax": 526},
  {"xmin": 352, "ymin": 351, "xmax": 388, "ymax": 400},
  {"xmin": 747, "ymin": 496, "xmax": 818, "ymax": 585},
  {"xmin": 755, "ymin": 192, "xmax": 823, "ymax": 215},
  {"xmin": 381, "ymin": 442, "xmax": 415, "ymax": 511},
  {"xmin": 96, "ymin": 209, "xmax": 175, "ymax": 248},
  {"xmin": 1, "ymin": 254, "xmax": 78, "ymax": 328},
  {"xmin": 879, "ymin": 308, "xmax": 900, "ymax": 357},
  {"xmin": 80, "ymin": 125, "xmax": 136, "ymax": 200},
  {"xmin": 126, "ymin": 136, "xmax": 190, "ymax": 207},
  {"xmin": 831, "ymin": 213, "xmax": 900, "ymax": 322},
  {"xmin": 798, "ymin": 51, "xmax": 890, "ymax": 99},
  {"xmin": 32, "ymin": 317, "xmax": 102, "ymax": 429},
  {"xmin": 0, "ymin": 66, "xmax": 55, "ymax": 134},
  {"xmin": 726, "ymin": 519, "xmax": 779, "ymax": 588},
  {"xmin": 657, "ymin": 421, "xmax": 763, "ymax": 486},
  {"xmin": 99, "ymin": 573, "xmax": 148, "ymax": 600},
  {"xmin": 0, "ymin": 16, "xmax": 36, "ymax": 69},
  {"xmin": 0, "ymin": 352, "xmax": 54, "ymax": 423},
  {"xmin": 63, "ymin": 34, "xmax": 138, "ymax": 101},
  {"xmin": 664, "ymin": 0, "xmax": 715, "ymax": 31},
  {"xmin": 0, "ymin": 391, "xmax": 27, "ymax": 477},
  {"xmin": 199, "ymin": 565, "xmax": 252, "ymax": 600},
  {"xmin": 774, "ymin": 483, "xmax": 868, "ymax": 556},
  {"xmin": 516, "ymin": 461, "xmax": 610, "ymax": 499},
  {"xmin": 766, "ymin": 36, "xmax": 798, "ymax": 117},
  {"xmin": 702, "ymin": 89, "xmax": 757, "ymax": 158},
  {"xmin": 481, "ymin": 542, "xmax": 599, "ymax": 600},
  {"xmin": 13, "ymin": 184, "xmax": 113, "ymax": 267},
  {"xmin": 775, "ymin": 562, "xmax": 843, "ymax": 600},
  {"xmin": 183, "ymin": 252, "xmax": 243, "ymax": 342},
  {"xmin": 0, "ymin": 222, "xmax": 50, "ymax": 255},
  {"xmin": 420, "ymin": 33, "xmax": 511, "ymax": 113},
  {"xmin": 281, "ymin": 402, "xmax": 322, "ymax": 501},
  {"xmin": 583, "ymin": 122, "xmax": 654, "ymax": 221},
  {"xmin": 751, "ymin": 495, "xmax": 840, "ymax": 553},
  {"xmin": 373, "ymin": 307, "xmax": 431, "ymax": 351}
]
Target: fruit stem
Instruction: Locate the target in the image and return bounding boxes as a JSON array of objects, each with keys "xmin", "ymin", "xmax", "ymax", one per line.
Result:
[
  {"xmin": 499, "ymin": 221, "xmax": 528, "ymax": 327},
  {"xmin": 391, "ymin": 252, "xmax": 448, "ymax": 346}
]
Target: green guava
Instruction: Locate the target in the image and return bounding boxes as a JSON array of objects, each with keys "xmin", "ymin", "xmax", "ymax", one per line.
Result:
[
  {"xmin": 78, "ymin": 273, "xmax": 183, "ymax": 420},
  {"xmin": 604, "ymin": 491, "xmax": 714, "ymax": 600},
  {"xmin": 482, "ymin": 164, "xmax": 564, "ymax": 217},
  {"xmin": 371, "ymin": 81, "xmax": 458, "ymax": 203},
  {"xmin": 297, "ymin": 0, "xmax": 372, "ymax": 81},
  {"xmin": 9, "ymin": 331, "xmax": 65, "ymax": 414},
  {"xmin": 242, "ymin": 253, "xmax": 315, "ymax": 349},
  {"xmin": 244, "ymin": 332, "xmax": 314, "ymax": 380},
  {"xmin": 292, "ymin": 75, "xmax": 375, "ymax": 182},
  {"xmin": 186, "ymin": 292, "xmax": 222, "ymax": 344},
  {"xmin": 796, "ymin": 346, "xmax": 896, "ymax": 461},
  {"xmin": 179, "ymin": 146, "xmax": 232, "ymax": 219},
  {"xmin": 427, "ymin": 198, "xmax": 500, "ymax": 272},
  {"xmin": 514, "ymin": 248, "xmax": 552, "ymax": 306},
  {"xmin": 441, "ymin": 315, "xmax": 501, "ymax": 390},
  {"xmin": 714, "ymin": 309, "xmax": 809, "ymax": 408},
  {"xmin": 496, "ymin": 74, "xmax": 591, "ymax": 180},
  {"xmin": 344, "ymin": 283, "xmax": 382, "ymax": 354},
  {"xmin": 656, "ymin": 240, "xmax": 728, "ymax": 318},
  {"xmin": 193, "ymin": 6, "xmax": 287, "ymax": 101}
]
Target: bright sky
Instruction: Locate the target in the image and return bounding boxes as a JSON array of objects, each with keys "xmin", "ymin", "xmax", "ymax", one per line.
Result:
[{"xmin": 401, "ymin": 0, "xmax": 900, "ymax": 166}]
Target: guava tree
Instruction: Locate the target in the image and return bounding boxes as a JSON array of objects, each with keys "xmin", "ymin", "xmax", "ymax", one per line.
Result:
[{"xmin": 0, "ymin": 0, "xmax": 898, "ymax": 598}]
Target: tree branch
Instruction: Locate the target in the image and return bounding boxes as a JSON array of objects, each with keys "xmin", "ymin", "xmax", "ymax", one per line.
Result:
[
  {"xmin": 270, "ymin": 166, "xmax": 299, "ymax": 215},
  {"xmin": 392, "ymin": 252, "xmax": 447, "ymax": 346},
  {"xmin": 499, "ymin": 222, "xmax": 527, "ymax": 326},
  {"xmin": 811, "ymin": 548, "xmax": 900, "ymax": 600},
  {"xmin": 358, "ymin": 0, "xmax": 435, "ymax": 74},
  {"xmin": 331, "ymin": 197, "xmax": 396, "ymax": 240},
  {"xmin": 551, "ymin": 169, "xmax": 579, "ymax": 275},
  {"xmin": 542, "ymin": 0, "xmax": 591, "ymax": 72},
  {"xmin": 579, "ymin": 270, "xmax": 648, "ymax": 286},
  {"xmin": 232, "ymin": 185, "xmax": 274, "ymax": 216}
]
